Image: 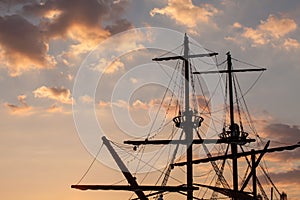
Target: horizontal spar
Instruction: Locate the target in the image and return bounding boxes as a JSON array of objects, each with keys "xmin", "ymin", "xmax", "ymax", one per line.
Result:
[
  {"xmin": 193, "ymin": 68, "xmax": 266, "ymax": 74},
  {"xmin": 193, "ymin": 183, "xmax": 255, "ymax": 200},
  {"xmin": 71, "ymin": 185, "xmax": 198, "ymax": 191},
  {"xmin": 124, "ymin": 138, "xmax": 255, "ymax": 145},
  {"xmin": 172, "ymin": 142, "xmax": 300, "ymax": 167},
  {"xmin": 152, "ymin": 53, "xmax": 218, "ymax": 61}
]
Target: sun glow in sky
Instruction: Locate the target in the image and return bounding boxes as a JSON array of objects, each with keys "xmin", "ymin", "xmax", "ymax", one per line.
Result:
[{"xmin": 1, "ymin": 0, "xmax": 300, "ymax": 199}]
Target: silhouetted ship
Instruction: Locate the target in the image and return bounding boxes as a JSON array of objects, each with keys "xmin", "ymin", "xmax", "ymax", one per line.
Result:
[{"xmin": 71, "ymin": 33, "xmax": 299, "ymax": 200}]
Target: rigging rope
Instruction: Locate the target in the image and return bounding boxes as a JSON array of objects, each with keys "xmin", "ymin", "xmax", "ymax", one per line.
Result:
[
  {"xmin": 75, "ymin": 143, "xmax": 104, "ymax": 185},
  {"xmin": 232, "ymin": 74, "xmax": 243, "ymax": 131},
  {"xmin": 161, "ymin": 130, "xmax": 184, "ymax": 186},
  {"xmin": 155, "ymin": 44, "xmax": 184, "ymax": 59},
  {"xmin": 232, "ymin": 57, "xmax": 266, "ymax": 69},
  {"xmin": 210, "ymin": 145, "xmax": 229, "ymax": 200}
]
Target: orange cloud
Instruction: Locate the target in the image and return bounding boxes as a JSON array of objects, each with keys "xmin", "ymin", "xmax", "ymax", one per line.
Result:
[
  {"xmin": 229, "ymin": 14, "xmax": 299, "ymax": 50},
  {"xmin": 131, "ymin": 100, "xmax": 149, "ymax": 110},
  {"xmin": 98, "ymin": 95, "xmax": 209, "ymax": 114},
  {"xmin": 93, "ymin": 57, "xmax": 125, "ymax": 74},
  {"xmin": 259, "ymin": 15, "xmax": 297, "ymax": 39},
  {"xmin": 98, "ymin": 97, "xmax": 180, "ymax": 118},
  {"xmin": 5, "ymin": 95, "xmax": 32, "ymax": 115},
  {"xmin": 232, "ymin": 22, "xmax": 242, "ymax": 29},
  {"xmin": 46, "ymin": 104, "xmax": 71, "ymax": 114},
  {"xmin": 33, "ymin": 0, "xmax": 132, "ymax": 57},
  {"xmin": 242, "ymin": 14, "xmax": 297, "ymax": 45},
  {"xmin": 0, "ymin": 0, "xmax": 133, "ymax": 76},
  {"xmin": 47, "ymin": 104, "xmax": 63, "ymax": 113},
  {"xmin": 64, "ymin": 24, "xmax": 110, "ymax": 56},
  {"xmin": 283, "ymin": 38, "xmax": 300, "ymax": 50},
  {"xmin": 242, "ymin": 27, "xmax": 267, "ymax": 45},
  {"xmin": 33, "ymin": 86, "xmax": 72, "ymax": 104},
  {"xmin": 98, "ymin": 100, "xmax": 111, "ymax": 108},
  {"xmin": 79, "ymin": 95, "xmax": 94, "ymax": 104},
  {"xmin": 150, "ymin": 0, "xmax": 218, "ymax": 28}
]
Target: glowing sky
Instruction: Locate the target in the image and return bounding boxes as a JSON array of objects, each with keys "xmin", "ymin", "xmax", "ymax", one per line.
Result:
[{"xmin": 1, "ymin": 0, "xmax": 300, "ymax": 199}]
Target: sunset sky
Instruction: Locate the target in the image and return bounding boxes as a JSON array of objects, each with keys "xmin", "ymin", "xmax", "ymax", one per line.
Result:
[{"xmin": 1, "ymin": 0, "xmax": 300, "ymax": 199}]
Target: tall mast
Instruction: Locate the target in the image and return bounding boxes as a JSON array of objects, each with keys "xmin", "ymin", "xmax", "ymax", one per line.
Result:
[
  {"xmin": 183, "ymin": 33, "xmax": 193, "ymax": 200},
  {"xmin": 149, "ymin": 33, "xmax": 217, "ymax": 199},
  {"xmin": 184, "ymin": 34, "xmax": 190, "ymax": 112},
  {"xmin": 227, "ymin": 52, "xmax": 238, "ymax": 199}
]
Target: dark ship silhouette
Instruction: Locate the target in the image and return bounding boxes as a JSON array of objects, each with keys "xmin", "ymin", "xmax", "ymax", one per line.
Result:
[{"xmin": 71, "ymin": 33, "xmax": 299, "ymax": 200}]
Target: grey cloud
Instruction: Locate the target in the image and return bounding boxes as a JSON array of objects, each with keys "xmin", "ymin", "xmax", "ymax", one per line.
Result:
[
  {"xmin": 0, "ymin": 15, "xmax": 49, "ymax": 64},
  {"xmin": 264, "ymin": 123, "xmax": 300, "ymax": 161},
  {"xmin": 22, "ymin": 0, "xmax": 132, "ymax": 37},
  {"xmin": 264, "ymin": 123, "xmax": 300, "ymax": 144},
  {"xmin": 267, "ymin": 166, "xmax": 300, "ymax": 184},
  {"xmin": 0, "ymin": 0, "xmax": 133, "ymax": 76},
  {"xmin": 105, "ymin": 18, "xmax": 133, "ymax": 35}
]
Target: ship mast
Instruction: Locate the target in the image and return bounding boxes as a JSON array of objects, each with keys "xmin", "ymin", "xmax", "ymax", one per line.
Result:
[
  {"xmin": 183, "ymin": 33, "xmax": 193, "ymax": 200},
  {"xmin": 152, "ymin": 33, "xmax": 217, "ymax": 199},
  {"xmin": 227, "ymin": 52, "xmax": 239, "ymax": 199},
  {"xmin": 194, "ymin": 51, "xmax": 266, "ymax": 200}
]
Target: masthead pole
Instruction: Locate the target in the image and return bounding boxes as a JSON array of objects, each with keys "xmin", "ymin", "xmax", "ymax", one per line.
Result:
[
  {"xmin": 227, "ymin": 52, "xmax": 238, "ymax": 199},
  {"xmin": 184, "ymin": 34, "xmax": 193, "ymax": 200}
]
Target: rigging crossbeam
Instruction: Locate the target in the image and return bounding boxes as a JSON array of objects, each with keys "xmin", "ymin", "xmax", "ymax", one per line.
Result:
[
  {"xmin": 124, "ymin": 138, "xmax": 255, "ymax": 146},
  {"xmin": 193, "ymin": 183, "xmax": 255, "ymax": 200},
  {"xmin": 193, "ymin": 68, "xmax": 266, "ymax": 74},
  {"xmin": 172, "ymin": 142, "xmax": 300, "ymax": 167},
  {"xmin": 152, "ymin": 53, "xmax": 218, "ymax": 61},
  {"xmin": 71, "ymin": 185, "xmax": 199, "ymax": 192}
]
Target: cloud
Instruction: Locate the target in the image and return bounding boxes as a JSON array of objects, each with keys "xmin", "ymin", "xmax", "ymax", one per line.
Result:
[
  {"xmin": 97, "ymin": 95, "xmax": 210, "ymax": 114},
  {"xmin": 283, "ymin": 38, "xmax": 300, "ymax": 50},
  {"xmin": 241, "ymin": 14, "xmax": 297, "ymax": 45},
  {"xmin": 98, "ymin": 97, "xmax": 180, "ymax": 116},
  {"xmin": 264, "ymin": 123, "xmax": 300, "ymax": 144},
  {"xmin": 228, "ymin": 14, "xmax": 299, "ymax": 50},
  {"xmin": 232, "ymin": 22, "xmax": 242, "ymax": 29},
  {"xmin": 5, "ymin": 95, "xmax": 32, "ymax": 115},
  {"xmin": 93, "ymin": 57, "xmax": 125, "ymax": 74},
  {"xmin": 258, "ymin": 15, "xmax": 297, "ymax": 39},
  {"xmin": 0, "ymin": 0, "xmax": 133, "ymax": 76},
  {"xmin": 79, "ymin": 95, "xmax": 93, "ymax": 104},
  {"xmin": 0, "ymin": 15, "xmax": 56, "ymax": 76},
  {"xmin": 23, "ymin": 0, "xmax": 132, "ymax": 56},
  {"xmin": 267, "ymin": 166, "xmax": 300, "ymax": 185},
  {"xmin": 105, "ymin": 18, "xmax": 134, "ymax": 35},
  {"xmin": 47, "ymin": 104, "xmax": 63, "ymax": 113},
  {"xmin": 150, "ymin": 0, "xmax": 218, "ymax": 29},
  {"xmin": 98, "ymin": 100, "xmax": 111, "ymax": 108},
  {"xmin": 242, "ymin": 27, "xmax": 267, "ymax": 45},
  {"xmin": 33, "ymin": 86, "xmax": 72, "ymax": 104},
  {"xmin": 46, "ymin": 103, "xmax": 71, "ymax": 114},
  {"xmin": 130, "ymin": 78, "xmax": 138, "ymax": 84},
  {"xmin": 262, "ymin": 123, "xmax": 300, "ymax": 161}
]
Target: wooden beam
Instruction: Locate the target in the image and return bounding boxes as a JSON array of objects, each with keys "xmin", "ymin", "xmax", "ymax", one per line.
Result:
[
  {"xmin": 193, "ymin": 68, "xmax": 266, "ymax": 74},
  {"xmin": 240, "ymin": 141, "xmax": 270, "ymax": 192},
  {"xmin": 152, "ymin": 53, "xmax": 218, "ymax": 62},
  {"xmin": 172, "ymin": 142, "xmax": 300, "ymax": 167},
  {"xmin": 193, "ymin": 183, "xmax": 254, "ymax": 200},
  {"xmin": 124, "ymin": 138, "xmax": 255, "ymax": 146},
  {"xmin": 71, "ymin": 185, "xmax": 199, "ymax": 192}
]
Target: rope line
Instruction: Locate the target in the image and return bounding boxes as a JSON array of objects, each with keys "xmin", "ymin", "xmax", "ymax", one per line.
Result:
[{"xmin": 75, "ymin": 143, "xmax": 104, "ymax": 185}]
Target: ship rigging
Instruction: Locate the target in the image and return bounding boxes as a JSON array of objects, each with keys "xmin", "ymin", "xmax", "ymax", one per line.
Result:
[{"xmin": 72, "ymin": 33, "xmax": 300, "ymax": 200}]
